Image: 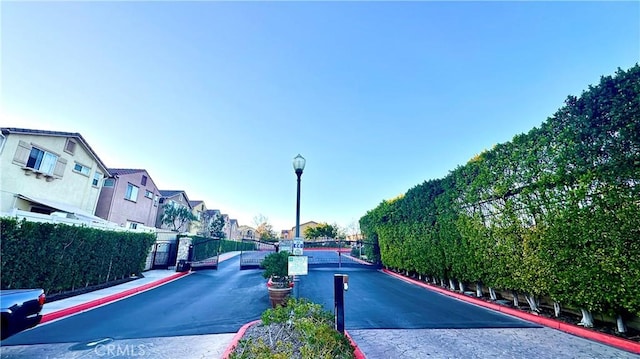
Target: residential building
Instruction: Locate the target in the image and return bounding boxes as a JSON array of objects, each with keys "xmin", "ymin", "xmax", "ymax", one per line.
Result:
[
  {"xmin": 201, "ymin": 208, "xmax": 221, "ymax": 237},
  {"xmin": 155, "ymin": 190, "xmax": 192, "ymax": 232},
  {"xmin": 238, "ymin": 225, "xmax": 256, "ymax": 239},
  {"xmin": 188, "ymin": 200, "xmax": 206, "ymax": 235},
  {"xmin": 95, "ymin": 168, "xmax": 160, "ymax": 229},
  {"xmin": 285, "ymin": 221, "xmax": 319, "ymax": 239},
  {"xmin": 0, "ymin": 128, "xmax": 110, "ymax": 221},
  {"xmin": 228, "ymin": 218, "xmax": 240, "ymax": 240}
]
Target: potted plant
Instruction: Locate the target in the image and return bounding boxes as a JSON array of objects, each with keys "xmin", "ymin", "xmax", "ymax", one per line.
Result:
[{"xmin": 260, "ymin": 251, "xmax": 293, "ymax": 307}]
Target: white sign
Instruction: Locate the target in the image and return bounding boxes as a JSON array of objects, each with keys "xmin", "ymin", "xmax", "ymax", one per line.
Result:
[
  {"xmin": 279, "ymin": 240, "xmax": 293, "ymax": 253},
  {"xmin": 288, "ymin": 255, "xmax": 308, "ymax": 276},
  {"xmin": 293, "ymin": 238, "xmax": 304, "ymax": 256}
]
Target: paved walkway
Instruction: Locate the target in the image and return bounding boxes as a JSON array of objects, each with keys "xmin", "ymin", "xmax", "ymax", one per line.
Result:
[{"xmin": 349, "ymin": 328, "xmax": 640, "ymax": 359}]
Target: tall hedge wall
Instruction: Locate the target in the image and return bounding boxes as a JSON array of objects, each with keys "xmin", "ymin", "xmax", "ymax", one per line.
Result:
[
  {"xmin": 1, "ymin": 218, "xmax": 156, "ymax": 295},
  {"xmin": 360, "ymin": 65, "xmax": 640, "ymax": 318}
]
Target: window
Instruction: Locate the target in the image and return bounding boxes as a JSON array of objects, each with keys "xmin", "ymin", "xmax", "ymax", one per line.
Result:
[
  {"xmin": 128, "ymin": 222, "xmax": 139, "ymax": 229},
  {"xmin": 64, "ymin": 139, "xmax": 77, "ymax": 155},
  {"xmin": 26, "ymin": 147, "xmax": 58, "ymax": 175},
  {"xmin": 103, "ymin": 178, "xmax": 115, "ymax": 187},
  {"xmin": 93, "ymin": 172, "xmax": 102, "ymax": 187},
  {"xmin": 141, "ymin": 175, "xmax": 147, "ymax": 186},
  {"xmin": 145, "ymin": 190, "xmax": 153, "ymax": 199},
  {"xmin": 154, "ymin": 195, "xmax": 159, "ymax": 206},
  {"xmin": 73, "ymin": 162, "xmax": 91, "ymax": 176},
  {"xmin": 125, "ymin": 183, "xmax": 139, "ymax": 202}
]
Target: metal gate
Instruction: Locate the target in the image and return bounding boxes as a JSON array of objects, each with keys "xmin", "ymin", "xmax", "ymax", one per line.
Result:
[
  {"xmin": 151, "ymin": 241, "xmax": 177, "ymax": 269},
  {"xmin": 239, "ymin": 239, "xmax": 277, "ymax": 270},
  {"xmin": 238, "ymin": 239, "xmax": 381, "ymax": 270},
  {"xmin": 189, "ymin": 237, "xmax": 221, "ymax": 270}
]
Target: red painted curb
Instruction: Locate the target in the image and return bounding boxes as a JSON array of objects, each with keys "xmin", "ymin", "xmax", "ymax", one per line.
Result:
[
  {"xmin": 345, "ymin": 329, "xmax": 367, "ymax": 359},
  {"xmin": 41, "ymin": 271, "xmax": 191, "ymax": 324},
  {"xmin": 221, "ymin": 319, "xmax": 260, "ymax": 359},
  {"xmin": 382, "ymin": 269, "xmax": 640, "ymax": 355}
]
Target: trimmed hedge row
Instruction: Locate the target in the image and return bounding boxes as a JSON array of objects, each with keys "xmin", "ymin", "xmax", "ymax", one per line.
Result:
[
  {"xmin": 1, "ymin": 218, "xmax": 156, "ymax": 295},
  {"xmin": 360, "ymin": 65, "xmax": 640, "ymax": 319}
]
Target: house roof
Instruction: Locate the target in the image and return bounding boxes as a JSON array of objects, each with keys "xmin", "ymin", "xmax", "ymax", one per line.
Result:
[
  {"xmin": 206, "ymin": 209, "xmax": 221, "ymax": 216},
  {"xmin": 108, "ymin": 168, "xmax": 146, "ymax": 176},
  {"xmin": 1, "ymin": 127, "xmax": 111, "ymax": 176},
  {"xmin": 189, "ymin": 200, "xmax": 204, "ymax": 207},
  {"xmin": 109, "ymin": 168, "xmax": 159, "ymax": 190},
  {"xmin": 159, "ymin": 190, "xmax": 186, "ymax": 198}
]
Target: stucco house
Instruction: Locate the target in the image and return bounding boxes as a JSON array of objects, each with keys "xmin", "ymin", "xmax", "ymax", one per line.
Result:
[
  {"xmin": 155, "ymin": 190, "xmax": 193, "ymax": 232},
  {"xmin": 188, "ymin": 200, "xmax": 207, "ymax": 235},
  {"xmin": 0, "ymin": 128, "xmax": 110, "ymax": 222},
  {"xmin": 286, "ymin": 221, "xmax": 319, "ymax": 239},
  {"xmin": 227, "ymin": 218, "xmax": 240, "ymax": 240},
  {"xmin": 95, "ymin": 168, "xmax": 161, "ymax": 229}
]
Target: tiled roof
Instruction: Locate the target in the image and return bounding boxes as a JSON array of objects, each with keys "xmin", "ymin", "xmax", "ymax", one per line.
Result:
[
  {"xmin": 108, "ymin": 168, "xmax": 146, "ymax": 176},
  {"xmin": 205, "ymin": 209, "xmax": 221, "ymax": 216},
  {"xmin": 1, "ymin": 127, "xmax": 111, "ymax": 176},
  {"xmin": 189, "ymin": 200, "xmax": 204, "ymax": 207},
  {"xmin": 159, "ymin": 190, "xmax": 185, "ymax": 198}
]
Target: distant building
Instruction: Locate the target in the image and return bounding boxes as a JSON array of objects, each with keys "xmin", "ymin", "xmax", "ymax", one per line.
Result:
[
  {"xmin": 155, "ymin": 190, "xmax": 192, "ymax": 232},
  {"xmin": 95, "ymin": 168, "xmax": 160, "ymax": 229},
  {"xmin": 188, "ymin": 200, "xmax": 207, "ymax": 235},
  {"xmin": 284, "ymin": 221, "xmax": 319, "ymax": 239}
]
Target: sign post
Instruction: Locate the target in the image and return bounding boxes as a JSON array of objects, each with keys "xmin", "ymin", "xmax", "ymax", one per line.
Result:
[{"xmin": 293, "ymin": 238, "xmax": 304, "ymax": 256}]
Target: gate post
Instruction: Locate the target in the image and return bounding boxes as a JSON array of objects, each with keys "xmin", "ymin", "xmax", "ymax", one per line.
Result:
[{"xmin": 334, "ymin": 274, "xmax": 349, "ymax": 334}]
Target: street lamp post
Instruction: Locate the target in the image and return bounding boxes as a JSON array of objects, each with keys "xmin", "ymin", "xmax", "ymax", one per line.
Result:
[{"xmin": 292, "ymin": 154, "xmax": 306, "ymax": 298}]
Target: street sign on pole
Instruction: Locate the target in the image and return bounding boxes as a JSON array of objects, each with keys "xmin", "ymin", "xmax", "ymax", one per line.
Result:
[
  {"xmin": 293, "ymin": 237, "xmax": 304, "ymax": 256},
  {"xmin": 279, "ymin": 240, "xmax": 293, "ymax": 253}
]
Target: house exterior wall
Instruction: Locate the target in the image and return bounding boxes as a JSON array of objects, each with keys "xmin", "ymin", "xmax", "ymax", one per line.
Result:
[
  {"xmin": 290, "ymin": 221, "xmax": 319, "ymax": 239},
  {"xmin": 95, "ymin": 171, "xmax": 160, "ymax": 228},
  {"xmin": 155, "ymin": 192, "xmax": 191, "ymax": 231},
  {"xmin": 0, "ymin": 131, "xmax": 107, "ymax": 215},
  {"xmin": 189, "ymin": 202, "xmax": 207, "ymax": 235}
]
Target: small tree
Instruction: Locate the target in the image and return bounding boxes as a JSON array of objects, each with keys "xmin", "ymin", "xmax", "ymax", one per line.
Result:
[
  {"xmin": 201, "ymin": 211, "xmax": 226, "ymax": 238},
  {"xmin": 162, "ymin": 204, "xmax": 197, "ymax": 232},
  {"xmin": 304, "ymin": 222, "xmax": 339, "ymax": 240},
  {"xmin": 254, "ymin": 214, "xmax": 277, "ymax": 241}
]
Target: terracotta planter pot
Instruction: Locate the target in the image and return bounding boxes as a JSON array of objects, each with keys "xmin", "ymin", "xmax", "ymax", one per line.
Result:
[{"xmin": 267, "ymin": 287, "xmax": 292, "ymax": 308}]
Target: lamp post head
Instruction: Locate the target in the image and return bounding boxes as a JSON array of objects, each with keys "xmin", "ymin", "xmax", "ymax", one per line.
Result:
[{"xmin": 293, "ymin": 154, "xmax": 306, "ymax": 175}]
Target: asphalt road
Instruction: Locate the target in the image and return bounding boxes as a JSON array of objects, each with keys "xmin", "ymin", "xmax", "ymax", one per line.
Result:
[{"xmin": 2, "ymin": 251, "xmax": 536, "ymax": 347}]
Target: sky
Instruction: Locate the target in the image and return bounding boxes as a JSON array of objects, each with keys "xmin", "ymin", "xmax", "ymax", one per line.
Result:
[{"xmin": 1, "ymin": 1, "xmax": 639, "ymax": 233}]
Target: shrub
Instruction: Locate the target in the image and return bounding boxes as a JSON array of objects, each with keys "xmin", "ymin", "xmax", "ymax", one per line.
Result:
[{"xmin": 229, "ymin": 298, "xmax": 355, "ymax": 359}]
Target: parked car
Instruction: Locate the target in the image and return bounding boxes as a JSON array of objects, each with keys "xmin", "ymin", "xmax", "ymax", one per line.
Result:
[{"xmin": 1, "ymin": 289, "xmax": 46, "ymax": 340}]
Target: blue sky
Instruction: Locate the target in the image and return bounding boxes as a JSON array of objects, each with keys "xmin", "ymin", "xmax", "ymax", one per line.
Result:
[{"xmin": 2, "ymin": 1, "xmax": 639, "ymax": 233}]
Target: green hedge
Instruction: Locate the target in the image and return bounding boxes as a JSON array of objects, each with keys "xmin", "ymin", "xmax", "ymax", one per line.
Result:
[
  {"xmin": 360, "ymin": 64, "xmax": 640, "ymax": 318},
  {"xmin": 0, "ymin": 218, "xmax": 156, "ymax": 295}
]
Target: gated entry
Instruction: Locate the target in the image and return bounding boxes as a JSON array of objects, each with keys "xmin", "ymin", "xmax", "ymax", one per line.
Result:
[
  {"xmin": 239, "ymin": 239, "xmax": 381, "ymax": 270},
  {"xmin": 239, "ymin": 239, "xmax": 277, "ymax": 270},
  {"xmin": 151, "ymin": 241, "xmax": 178, "ymax": 269},
  {"xmin": 189, "ymin": 237, "xmax": 221, "ymax": 270}
]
